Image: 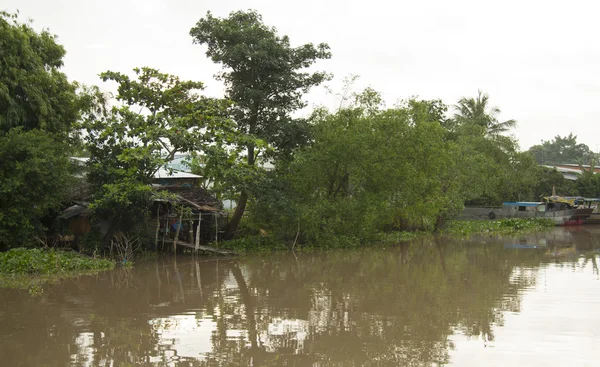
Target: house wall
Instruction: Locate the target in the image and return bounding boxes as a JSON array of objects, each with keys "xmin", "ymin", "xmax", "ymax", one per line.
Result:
[
  {"xmin": 457, "ymin": 207, "xmax": 503, "ymax": 220},
  {"xmin": 68, "ymin": 216, "xmax": 92, "ymax": 237}
]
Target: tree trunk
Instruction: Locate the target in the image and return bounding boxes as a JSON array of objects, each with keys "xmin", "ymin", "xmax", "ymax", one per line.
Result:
[
  {"xmin": 224, "ymin": 141, "xmax": 255, "ymax": 240},
  {"xmin": 224, "ymin": 190, "xmax": 248, "ymax": 240}
]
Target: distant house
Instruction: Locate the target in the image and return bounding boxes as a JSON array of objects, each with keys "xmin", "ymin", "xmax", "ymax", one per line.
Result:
[
  {"xmin": 69, "ymin": 156, "xmax": 202, "ymax": 187},
  {"xmin": 543, "ymin": 164, "xmax": 599, "ymax": 181},
  {"xmin": 61, "ymin": 157, "xmax": 224, "ymax": 246},
  {"xmin": 152, "ymin": 167, "xmax": 201, "ymax": 187}
]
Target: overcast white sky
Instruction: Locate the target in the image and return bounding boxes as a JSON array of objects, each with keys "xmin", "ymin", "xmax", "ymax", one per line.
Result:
[{"xmin": 4, "ymin": 0, "xmax": 600, "ymax": 150}]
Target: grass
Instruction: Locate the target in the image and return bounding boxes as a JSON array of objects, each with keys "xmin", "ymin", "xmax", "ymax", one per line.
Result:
[
  {"xmin": 443, "ymin": 218, "xmax": 555, "ymax": 237},
  {"xmin": 0, "ymin": 248, "xmax": 116, "ymax": 295}
]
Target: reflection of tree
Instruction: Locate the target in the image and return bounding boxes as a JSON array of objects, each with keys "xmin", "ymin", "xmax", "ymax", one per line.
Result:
[
  {"xmin": 202, "ymin": 238, "xmax": 552, "ymax": 366},
  {"xmin": 1, "ymin": 233, "xmax": 599, "ymax": 366}
]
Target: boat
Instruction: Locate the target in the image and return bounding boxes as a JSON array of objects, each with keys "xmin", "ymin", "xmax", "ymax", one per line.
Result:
[
  {"xmin": 502, "ymin": 196, "xmax": 593, "ymax": 226},
  {"xmin": 581, "ymin": 198, "xmax": 600, "ymax": 224}
]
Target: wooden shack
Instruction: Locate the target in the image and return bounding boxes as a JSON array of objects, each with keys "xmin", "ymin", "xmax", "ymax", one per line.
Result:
[{"xmin": 150, "ymin": 186, "xmax": 227, "ymax": 252}]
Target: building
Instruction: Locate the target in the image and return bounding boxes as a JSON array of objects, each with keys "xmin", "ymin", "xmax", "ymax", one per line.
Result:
[
  {"xmin": 70, "ymin": 156, "xmax": 202, "ymax": 187},
  {"xmin": 542, "ymin": 164, "xmax": 599, "ymax": 181}
]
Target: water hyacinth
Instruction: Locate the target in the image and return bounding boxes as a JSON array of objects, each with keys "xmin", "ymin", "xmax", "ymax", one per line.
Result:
[{"xmin": 0, "ymin": 248, "xmax": 115, "ymax": 275}]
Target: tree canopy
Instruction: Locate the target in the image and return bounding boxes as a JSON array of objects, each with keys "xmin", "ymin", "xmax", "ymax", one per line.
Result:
[
  {"xmin": 527, "ymin": 133, "xmax": 595, "ymax": 165},
  {"xmin": 79, "ymin": 67, "xmax": 229, "ymax": 237},
  {"xmin": 0, "ymin": 11, "xmax": 78, "ymax": 134},
  {"xmin": 190, "ymin": 10, "xmax": 332, "ymax": 238},
  {"xmin": 452, "ymin": 90, "xmax": 516, "ymax": 137},
  {"xmin": 0, "ymin": 129, "xmax": 72, "ymax": 248}
]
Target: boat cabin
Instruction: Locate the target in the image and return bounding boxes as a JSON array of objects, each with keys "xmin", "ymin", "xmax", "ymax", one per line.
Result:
[{"xmin": 502, "ymin": 202, "xmax": 546, "ymax": 217}]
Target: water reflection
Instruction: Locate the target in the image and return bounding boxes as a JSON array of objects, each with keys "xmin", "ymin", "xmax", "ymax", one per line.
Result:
[{"xmin": 1, "ymin": 227, "xmax": 600, "ymax": 366}]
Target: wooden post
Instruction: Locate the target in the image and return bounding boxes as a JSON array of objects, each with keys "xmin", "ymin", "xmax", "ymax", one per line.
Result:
[
  {"xmin": 161, "ymin": 207, "xmax": 168, "ymax": 252},
  {"xmin": 173, "ymin": 209, "xmax": 183, "ymax": 254},
  {"xmin": 214, "ymin": 212, "xmax": 218, "ymax": 248},
  {"xmin": 195, "ymin": 212, "xmax": 202, "ymax": 250},
  {"xmin": 188, "ymin": 214, "xmax": 193, "ymax": 247},
  {"xmin": 154, "ymin": 205, "xmax": 160, "ymax": 250}
]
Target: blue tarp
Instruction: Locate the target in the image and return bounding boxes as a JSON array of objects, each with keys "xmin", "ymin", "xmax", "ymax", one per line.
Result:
[{"xmin": 502, "ymin": 202, "xmax": 541, "ymax": 207}]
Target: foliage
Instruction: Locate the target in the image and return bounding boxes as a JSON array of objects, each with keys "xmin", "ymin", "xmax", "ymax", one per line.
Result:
[
  {"xmin": 452, "ymin": 90, "xmax": 516, "ymax": 137},
  {"xmin": 528, "ymin": 133, "xmax": 595, "ymax": 165},
  {"xmin": 0, "ymin": 11, "xmax": 78, "ymax": 134},
  {"xmin": 248, "ymin": 92, "xmax": 499, "ymax": 245},
  {"xmin": 575, "ymin": 162, "xmax": 600, "ymax": 197},
  {"xmin": 190, "ymin": 10, "xmax": 331, "ymax": 238},
  {"xmin": 80, "ymin": 68, "xmax": 227, "ymax": 189},
  {"xmin": 0, "ymin": 248, "xmax": 114, "ymax": 274},
  {"xmin": 0, "ymin": 128, "xmax": 73, "ymax": 249},
  {"xmin": 444, "ymin": 218, "xmax": 555, "ymax": 237},
  {"xmin": 79, "ymin": 68, "xmax": 227, "ymax": 239},
  {"xmin": 531, "ymin": 165, "xmax": 574, "ymax": 198},
  {"xmin": 447, "ymin": 92, "xmax": 544, "ymax": 205}
]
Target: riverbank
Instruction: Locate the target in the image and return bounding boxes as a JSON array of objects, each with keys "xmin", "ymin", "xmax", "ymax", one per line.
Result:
[
  {"xmin": 0, "ymin": 248, "xmax": 115, "ymax": 294},
  {"xmin": 218, "ymin": 218, "xmax": 556, "ymax": 253},
  {"xmin": 443, "ymin": 218, "xmax": 556, "ymax": 237},
  {"xmin": 0, "ymin": 218, "xmax": 557, "ymax": 292}
]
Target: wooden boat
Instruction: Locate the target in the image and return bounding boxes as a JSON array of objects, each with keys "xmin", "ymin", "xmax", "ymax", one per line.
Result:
[{"xmin": 580, "ymin": 198, "xmax": 600, "ymax": 224}]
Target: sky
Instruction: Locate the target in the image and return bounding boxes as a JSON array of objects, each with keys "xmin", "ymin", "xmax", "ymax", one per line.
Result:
[{"xmin": 4, "ymin": 0, "xmax": 600, "ymax": 150}]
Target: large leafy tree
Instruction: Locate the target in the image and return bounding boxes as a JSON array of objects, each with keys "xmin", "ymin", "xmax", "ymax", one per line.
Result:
[
  {"xmin": 190, "ymin": 10, "xmax": 331, "ymax": 238},
  {"xmin": 0, "ymin": 11, "xmax": 78, "ymax": 134},
  {"xmin": 453, "ymin": 90, "xmax": 516, "ymax": 137},
  {"xmin": 0, "ymin": 12, "xmax": 78, "ymax": 248},
  {"xmin": 0, "ymin": 129, "xmax": 72, "ymax": 249},
  {"xmin": 254, "ymin": 91, "xmax": 496, "ymax": 243},
  {"xmin": 80, "ymin": 68, "xmax": 228, "ymax": 237},
  {"xmin": 527, "ymin": 133, "xmax": 595, "ymax": 165}
]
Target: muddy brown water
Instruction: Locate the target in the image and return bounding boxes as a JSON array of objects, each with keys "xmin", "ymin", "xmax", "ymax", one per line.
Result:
[{"xmin": 2, "ymin": 227, "xmax": 600, "ymax": 366}]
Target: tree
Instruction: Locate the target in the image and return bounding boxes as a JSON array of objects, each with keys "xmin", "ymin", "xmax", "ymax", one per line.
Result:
[
  {"xmin": 0, "ymin": 11, "xmax": 78, "ymax": 134},
  {"xmin": 79, "ymin": 68, "xmax": 228, "ymax": 238},
  {"xmin": 575, "ymin": 159, "xmax": 600, "ymax": 197},
  {"xmin": 0, "ymin": 129, "xmax": 72, "ymax": 249},
  {"xmin": 0, "ymin": 12, "xmax": 79, "ymax": 248},
  {"xmin": 252, "ymin": 91, "xmax": 498, "ymax": 243},
  {"xmin": 528, "ymin": 133, "xmax": 595, "ymax": 165},
  {"xmin": 453, "ymin": 90, "xmax": 516, "ymax": 137},
  {"xmin": 190, "ymin": 10, "xmax": 331, "ymax": 239}
]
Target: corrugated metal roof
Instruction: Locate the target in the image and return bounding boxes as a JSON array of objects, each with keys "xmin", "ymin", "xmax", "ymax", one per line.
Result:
[
  {"xmin": 154, "ymin": 167, "xmax": 201, "ymax": 179},
  {"xmin": 70, "ymin": 157, "xmax": 201, "ymax": 179}
]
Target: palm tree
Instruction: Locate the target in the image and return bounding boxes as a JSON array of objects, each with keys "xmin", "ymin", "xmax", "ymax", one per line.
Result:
[{"xmin": 453, "ymin": 90, "xmax": 516, "ymax": 137}]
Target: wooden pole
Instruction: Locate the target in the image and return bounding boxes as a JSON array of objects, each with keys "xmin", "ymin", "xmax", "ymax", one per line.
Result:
[
  {"xmin": 195, "ymin": 212, "xmax": 202, "ymax": 250},
  {"xmin": 173, "ymin": 209, "xmax": 183, "ymax": 254},
  {"xmin": 161, "ymin": 207, "xmax": 168, "ymax": 252},
  {"xmin": 214, "ymin": 212, "xmax": 218, "ymax": 248},
  {"xmin": 154, "ymin": 205, "xmax": 160, "ymax": 250},
  {"xmin": 188, "ymin": 215, "xmax": 193, "ymax": 248}
]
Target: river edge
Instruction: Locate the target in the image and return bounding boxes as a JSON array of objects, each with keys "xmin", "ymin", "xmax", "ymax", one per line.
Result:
[{"xmin": 0, "ymin": 218, "xmax": 556, "ymax": 293}]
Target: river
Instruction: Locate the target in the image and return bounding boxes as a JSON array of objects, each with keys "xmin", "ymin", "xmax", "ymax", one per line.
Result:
[{"xmin": 1, "ymin": 226, "xmax": 600, "ymax": 366}]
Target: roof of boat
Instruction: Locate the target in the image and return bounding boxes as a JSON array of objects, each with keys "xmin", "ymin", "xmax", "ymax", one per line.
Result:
[{"xmin": 502, "ymin": 202, "xmax": 543, "ymax": 206}]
